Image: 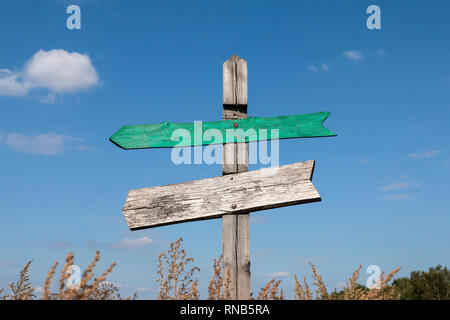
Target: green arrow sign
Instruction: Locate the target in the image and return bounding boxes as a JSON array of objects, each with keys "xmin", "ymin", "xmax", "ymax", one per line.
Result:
[{"xmin": 110, "ymin": 111, "xmax": 336, "ymax": 150}]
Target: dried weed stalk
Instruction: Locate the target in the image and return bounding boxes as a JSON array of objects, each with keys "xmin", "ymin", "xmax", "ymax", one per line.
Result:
[
  {"xmin": 41, "ymin": 251, "xmax": 117, "ymax": 300},
  {"xmin": 294, "ymin": 275, "xmax": 313, "ymax": 300},
  {"xmin": 3, "ymin": 260, "xmax": 35, "ymax": 300},
  {"xmin": 157, "ymin": 238, "xmax": 200, "ymax": 300},
  {"xmin": 294, "ymin": 262, "xmax": 401, "ymax": 300},
  {"xmin": 257, "ymin": 279, "xmax": 284, "ymax": 300},
  {"xmin": 208, "ymin": 256, "xmax": 233, "ymax": 300}
]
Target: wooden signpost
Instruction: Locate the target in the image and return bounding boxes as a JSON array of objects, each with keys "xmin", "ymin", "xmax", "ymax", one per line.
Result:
[{"xmin": 110, "ymin": 55, "xmax": 336, "ymax": 299}]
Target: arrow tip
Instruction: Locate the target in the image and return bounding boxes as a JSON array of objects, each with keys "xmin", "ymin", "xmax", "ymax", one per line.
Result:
[{"xmin": 320, "ymin": 112, "xmax": 337, "ymax": 137}]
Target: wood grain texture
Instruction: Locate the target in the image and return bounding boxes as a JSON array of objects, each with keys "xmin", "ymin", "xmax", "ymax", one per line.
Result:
[
  {"xmin": 122, "ymin": 160, "xmax": 320, "ymax": 229},
  {"xmin": 223, "ymin": 55, "xmax": 248, "ymax": 106},
  {"xmin": 222, "ymin": 55, "xmax": 249, "ymax": 299},
  {"xmin": 235, "ymin": 213, "xmax": 250, "ymax": 299}
]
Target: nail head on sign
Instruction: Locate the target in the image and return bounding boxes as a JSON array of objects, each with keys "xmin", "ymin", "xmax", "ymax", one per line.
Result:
[
  {"xmin": 231, "ymin": 204, "xmax": 237, "ymax": 209},
  {"xmin": 233, "ymin": 123, "xmax": 238, "ymax": 128}
]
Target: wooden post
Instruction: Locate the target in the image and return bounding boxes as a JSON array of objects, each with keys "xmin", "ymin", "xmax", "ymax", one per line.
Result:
[{"xmin": 222, "ymin": 55, "xmax": 250, "ymax": 299}]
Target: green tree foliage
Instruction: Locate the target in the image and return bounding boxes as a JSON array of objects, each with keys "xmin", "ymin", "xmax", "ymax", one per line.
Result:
[{"xmin": 393, "ymin": 265, "xmax": 450, "ymax": 300}]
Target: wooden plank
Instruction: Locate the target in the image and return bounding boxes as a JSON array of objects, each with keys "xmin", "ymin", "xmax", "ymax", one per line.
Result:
[
  {"xmin": 222, "ymin": 55, "xmax": 249, "ymax": 300},
  {"xmin": 122, "ymin": 160, "xmax": 320, "ymax": 229},
  {"xmin": 109, "ymin": 112, "xmax": 336, "ymax": 150}
]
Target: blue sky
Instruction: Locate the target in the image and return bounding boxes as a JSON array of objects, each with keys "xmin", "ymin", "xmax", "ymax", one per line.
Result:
[{"xmin": 0, "ymin": 0, "xmax": 449, "ymax": 299}]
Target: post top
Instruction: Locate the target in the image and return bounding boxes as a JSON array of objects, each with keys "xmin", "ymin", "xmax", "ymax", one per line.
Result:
[
  {"xmin": 223, "ymin": 54, "xmax": 248, "ymax": 106},
  {"xmin": 225, "ymin": 55, "xmax": 246, "ymax": 64}
]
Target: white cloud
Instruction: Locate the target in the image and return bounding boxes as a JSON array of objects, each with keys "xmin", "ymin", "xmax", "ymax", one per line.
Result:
[
  {"xmin": 343, "ymin": 50, "xmax": 363, "ymax": 61},
  {"xmin": 382, "ymin": 182, "xmax": 409, "ymax": 191},
  {"xmin": 383, "ymin": 194, "xmax": 412, "ymax": 200},
  {"xmin": 0, "ymin": 49, "xmax": 99, "ymax": 97},
  {"xmin": 381, "ymin": 182, "xmax": 419, "ymax": 191},
  {"xmin": 40, "ymin": 92, "xmax": 56, "ymax": 104},
  {"xmin": 0, "ymin": 69, "xmax": 27, "ymax": 96},
  {"xmin": 24, "ymin": 50, "xmax": 98, "ymax": 92},
  {"xmin": 409, "ymin": 150, "xmax": 443, "ymax": 159},
  {"xmin": 111, "ymin": 236, "xmax": 153, "ymax": 250},
  {"xmin": 265, "ymin": 271, "xmax": 290, "ymax": 278},
  {"xmin": 308, "ymin": 63, "xmax": 329, "ymax": 74},
  {"xmin": 0, "ymin": 132, "xmax": 78, "ymax": 155}
]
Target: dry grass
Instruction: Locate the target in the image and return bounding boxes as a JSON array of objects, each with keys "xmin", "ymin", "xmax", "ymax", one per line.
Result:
[
  {"xmin": 207, "ymin": 255, "xmax": 286, "ymax": 300},
  {"xmin": 294, "ymin": 275, "xmax": 313, "ymax": 300},
  {"xmin": 157, "ymin": 237, "xmax": 200, "ymax": 300},
  {"xmin": 257, "ymin": 279, "xmax": 284, "ymax": 300},
  {"xmin": 341, "ymin": 264, "xmax": 363, "ymax": 300},
  {"xmin": 294, "ymin": 262, "xmax": 401, "ymax": 300},
  {"xmin": 2, "ymin": 260, "xmax": 35, "ymax": 300},
  {"xmin": 1, "ymin": 239, "xmax": 402, "ymax": 300},
  {"xmin": 207, "ymin": 256, "xmax": 233, "ymax": 300},
  {"xmin": 309, "ymin": 262, "xmax": 329, "ymax": 299},
  {"xmin": 41, "ymin": 251, "xmax": 119, "ymax": 300},
  {"xmin": 42, "ymin": 261, "xmax": 58, "ymax": 300},
  {"xmin": 208, "ymin": 255, "xmax": 223, "ymax": 299},
  {"xmin": 0, "ymin": 251, "xmax": 131, "ymax": 300}
]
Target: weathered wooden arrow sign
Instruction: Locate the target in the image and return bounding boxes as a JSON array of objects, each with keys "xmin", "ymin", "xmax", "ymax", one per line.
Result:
[
  {"xmin": 110, "ymin": 112, "xmax": 336, "ymax": 150},
  {"xmin": 123, "ymin": 160, "xmax": 319, "ymax": 230}
]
